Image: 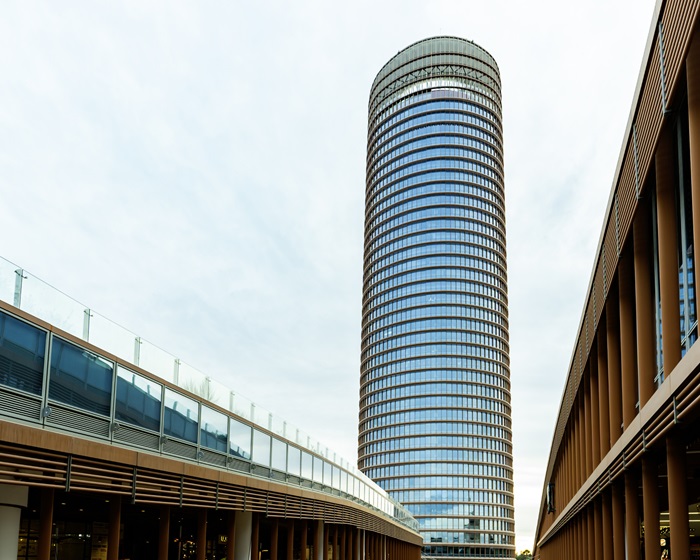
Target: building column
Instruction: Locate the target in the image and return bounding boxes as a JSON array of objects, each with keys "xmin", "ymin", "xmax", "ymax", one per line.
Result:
[
  {"xmin": 667, "ymin": 434, "xmax": 690, "ymax": 560},
  {"xmin": 301, "ymin": 521, "xmax": 309, "ymax": 560},
  {"xmin": 642, "ymin": 458, "xmax": 661, "ymax": 560},
  {"xmin": 633, "ymin": 203, "xmax": 657, "ymax": 406},
  {"xmin": 597, "ymin": 324, "xmax": 611, "ymax": 458},
  {"xmin": 270, "ymin": 519, "xmax": 279, "ymax": 560},
  {"xmin": 342, "ymin": 526, "xmax": 348, "ymax": 560},
  {"xmin": 624, "ymin": 471, "xmax": 641, "ymax": 560},
  {"xmin": 619, "ymin": 249, "xmax": 638, "ymax": 428},
  {"xmin": 583, "ymin": 373, "xmax": 593, "ymax": 477},
  {"xmin": 611, "ymin": 482, "xmax": 625, "ymax": 560},
  {"xmin": 158, "ymin": 506, "xmax": 170, "ymax": 560},
  {"xmin": 234, "ymin": 511, "xmax": 253, "ymax": 560},
  {"xmin": 107, "ymin": 497, "xmax": 121, "ymax": 560},
  {"xmin": 576, "ymin": 400, "xmax": 585, "ymax": 486},
  {"xmin": 586, "ymin": 506, "xmax": 595, "ymax": 560},
  {"xmin": 252, "ymin": 514, "xmax": 260, "ymax": 560},
  {"xmin": 594, "ymin": 498, "xmax": 603, "ymax": 560},
  {"xmin": 37, "ymin": 488, "xmax": 53, "ymax": 560},
  {"xmin": 227, "ymin": 512, "xmax": 236, "ymax": 560},
  {"xmin": 580, "ymin": 512, "xmax": 587, "ymax": 560},
  {"xmin": 356, "ymin": 529, "xmax": 362, "ymax": 560},
  {"xmin": 601, "ymin": 490, "xmax": 613, "ymax": 560},
  {"xmin": 196, "ymin": 509, "xmax": 207, "ymax": 560},
  {"xmin": 606, "ymin": 294, "xmax": 623, "ymax": 444},
  {"xmin": 656, "ymin": 122, "xmax": 683, "ymax": 375},
  {"xmin": 323, "ymin": 523, "xmax": 330, "ymax": 560},
  {"xmin": 590, "ymin": 355, "xmax": 601, "ymax": 467},
  {"xmin": 314, "ymin": 520, "xmax": 324, "ymax": 560},
  {"xmin": 287, "ymin": 522, "xmax": 295, "ymax": 560},
  {"xmin": 686, "ymin": 29, "xmax": 700, "ymax": 280},
  {"xmin": 0, "ymin": 483, "xmax": 28, "ymax": 560}
]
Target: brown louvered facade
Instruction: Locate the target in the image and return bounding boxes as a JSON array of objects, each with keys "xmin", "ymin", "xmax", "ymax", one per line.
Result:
[{"xmin": 534, "ymin": 0, "xmax": 700, "ymax": 558}]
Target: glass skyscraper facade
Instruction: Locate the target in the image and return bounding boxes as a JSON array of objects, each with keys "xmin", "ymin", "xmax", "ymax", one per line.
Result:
[{"xmin": 359, "ymin": 37, "xmax": 514, "ymax": 559}]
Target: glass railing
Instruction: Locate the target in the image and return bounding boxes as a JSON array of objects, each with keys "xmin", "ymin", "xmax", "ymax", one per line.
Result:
[{"xmin": 0, "ymin": 255, "xmax": 418, "ymax": 532}]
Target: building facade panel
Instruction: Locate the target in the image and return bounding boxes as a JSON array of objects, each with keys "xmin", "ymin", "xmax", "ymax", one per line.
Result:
[{"xmin": 534, "ymin": 1, "xmax": 700, "ymax": 558}]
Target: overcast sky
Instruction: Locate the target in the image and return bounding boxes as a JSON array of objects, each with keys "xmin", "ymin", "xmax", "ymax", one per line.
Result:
[{"xmin": 0, "ymin": 0, "xmax": 658, "ymax": 550}]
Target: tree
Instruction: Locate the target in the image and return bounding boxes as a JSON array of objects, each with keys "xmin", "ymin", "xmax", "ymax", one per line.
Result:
[{"xmin": 516, "ymin": 551, "xmax": 532, "ymax": 560}]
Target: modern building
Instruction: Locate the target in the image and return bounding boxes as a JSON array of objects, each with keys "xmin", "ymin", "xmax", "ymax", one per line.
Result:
[
  {"xmin": 0, "ymin": 258, "xmax": 423, "ymax": 560},
  {"xmin": 533, "ymin": 0, "xmax": 700, "ymax": 558},
  {"xmin": 359, "ymin": 38, "xmax": 514, "ymax": 559}
]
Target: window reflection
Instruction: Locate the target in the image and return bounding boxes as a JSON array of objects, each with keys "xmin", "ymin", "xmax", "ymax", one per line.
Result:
[
  {"xmin": 0, "ymin": 310, "xmax": 45, "ymax": 395},
  {"xmin": 163, "ymin": 389, "xmax": 198, "ymax": 443},
  {"xmin": 252, "ymin": 430, "xmax": 271, "ymax": 467},
  {"xmin": 301, "ymin": 451, "xmax": 313, "ymax": 479},
  {"xmin": 116, "ymin": 366, "xmax": 161, "ymax": 432},
  {"xmin": 271, "ymin": 438, "xmax": 287, "ymax": 471},
  {"xmin": 200, "ymin": 405, "xmax": 227, "ymax": 452},
  {"xmin": 229, "ymin": 419, "xmax": 251, "ymax": 460},
  {"xmin": 49, "ymin": 338, "xmax": 113, "ymax": 416}
]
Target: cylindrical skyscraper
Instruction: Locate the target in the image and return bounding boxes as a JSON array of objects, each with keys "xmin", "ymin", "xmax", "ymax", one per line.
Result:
[{"xmin": 359, "ymin": 37, "xmax": 514, "ymax": 558}]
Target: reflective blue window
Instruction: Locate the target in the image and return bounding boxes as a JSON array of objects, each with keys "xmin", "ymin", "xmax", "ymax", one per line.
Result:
[
  {"xmin": 200, "ymin": 405, "xmax": 227, "ymax": 452},
  {"xmin": 49, "ymin": 338, "xmax": 113, "ymax": 416},
  {"xmin": 163, "ymin": 389, "xmax": 198, "ymax": 443},
  {"xmin": 115, "ymin": 366, "xmax": 161, "ymax": 431},
  {"xmin": 0, "ymin": 310, "xmax": 45, "ymax": 395}
]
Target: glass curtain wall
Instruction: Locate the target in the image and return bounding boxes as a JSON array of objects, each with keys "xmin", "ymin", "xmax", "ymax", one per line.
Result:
[{"xmin": 360, "ymin": 37, "xmax": 514, "ymax": 558}]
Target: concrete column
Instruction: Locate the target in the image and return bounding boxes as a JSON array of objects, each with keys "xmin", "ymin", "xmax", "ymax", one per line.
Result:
[
  {"xmin": 287, "ymin": 522, "xmax": 295, "ymax": 560},
  {"xmin": 633, "ymin": 203, "xmax": 657, "ymax": 407},
  {"xmin": 0, "ymin": 484, "xmax": 28, "ymax": 560},
  {"xmin": 270, "ymin": 519, "xmax": 279, "ymax": 560},
  {"xmin": 619, "ymin": 249, "xmax": 638, "ymax": 428},
  {"xmin": 314, "ymin": 520, "xmax": 324, "ymax": 560},
  {"xmin": 590, "ymin": 356, "xmax": 601, "ymax": 467},
  {"xmin": 227, "ymin": 511, "xmax": 236, "ymax": 560},
  {"xmin": 108, "ymin": 497, "xmax": 121, "ymax": 560},
  {"xmin": 624, "ymin": 471, "xmax": 641, "ymax": 560},
  {"xmin": 687, "ymin": 30, "xmax": 700, "ymax": 288},
  {"xmin": 323, "ymin": 523, "xmax": 330, "ymax": 560},
  {"xmin": 158, "ymin": 506, "xmax": 170, "ymax": 560},
  {"xmin": 356, "ymin": 528, "xmax": 362, "ymax": 560},
  {"xmin": 642, "ymin": 458, "xmax": 661, "ymax": 560},
  {"xmin": 597, "ymin": 325, "xmax": 611, "ymax": 457},
  {"xmin": 342, "ymin": 526, "xmax": 348, "ymax": 560},
  {"xmin": 667, "ymin": 434, "xmax": 690, "ymax": 560},
  {"xmin": 234, "ymin": 511, "xmax": 253, "ymax": 560},
  {"xmin": 196, "ymin": 509, "xmax": 207, "ymax": 560},
  {"xmin": 606, "ymin": 295, "xmax": 623, "ymax": 444},
  {"xmin": 611, "ymin": 482, "xmax": 625, "ymax": 560},
  {"xmin": 656, "ymin": 122, "xmax": 683, "ymax": 376},
  {"xmin": 333, "ymin": 526, "xmax": 339, "ymax": 560},
  {"xmin": 37, "ymin": 488, "xmax": 53, "ymax": 560}
]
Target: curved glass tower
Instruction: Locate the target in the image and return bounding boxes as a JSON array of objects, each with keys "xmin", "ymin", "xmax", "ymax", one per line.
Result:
[{"xmin": 359, "ymin": 37, "xmax": 514, "ymax": 558}]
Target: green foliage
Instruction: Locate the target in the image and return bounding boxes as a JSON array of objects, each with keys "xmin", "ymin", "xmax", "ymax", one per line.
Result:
[{"xmin": 516, "ymin": 551, "xmax": 532, "ymax": 560}]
